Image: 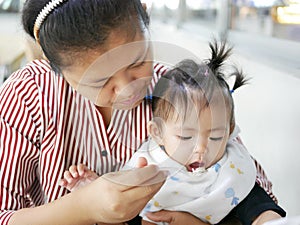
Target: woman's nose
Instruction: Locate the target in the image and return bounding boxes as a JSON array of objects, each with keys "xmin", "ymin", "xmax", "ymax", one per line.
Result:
[{"xmin": 113, "ymin": 74, "xmax": 135, "ymax": 95}]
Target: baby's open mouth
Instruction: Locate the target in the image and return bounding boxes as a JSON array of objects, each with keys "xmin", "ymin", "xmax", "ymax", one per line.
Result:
[{"xmin": 187, "ymin": 162, "xmax": 206, "ymax": 175}]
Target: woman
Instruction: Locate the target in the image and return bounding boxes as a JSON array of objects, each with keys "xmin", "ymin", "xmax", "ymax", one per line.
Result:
[{"xmin": 0, "ymin": 0, "xmax": 279, "ymax": 224}]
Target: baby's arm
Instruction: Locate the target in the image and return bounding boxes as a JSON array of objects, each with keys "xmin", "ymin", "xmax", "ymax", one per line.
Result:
[
  {"xmin": 252, "ymin": 211, "xmax": 282, "ymax": 225},
  {"xmin": 59, "ymin": 164, "xmax": 99, "ymax": 191}
]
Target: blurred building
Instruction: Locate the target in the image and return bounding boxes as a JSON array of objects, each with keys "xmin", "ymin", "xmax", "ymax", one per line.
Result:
[{"xmin": 143, "ymin": 0, "xmax": 300, "ymax": 42}]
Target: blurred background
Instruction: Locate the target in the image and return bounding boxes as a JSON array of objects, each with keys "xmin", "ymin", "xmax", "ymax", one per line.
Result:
[{"xmin": 1, "ymin": 0, "xmax": 300, "ymax": 219}]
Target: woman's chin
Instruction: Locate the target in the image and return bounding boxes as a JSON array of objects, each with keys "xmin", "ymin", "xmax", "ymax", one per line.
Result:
[{"xmin": 113, "ymin": 99, "xmax": 144, "ymax": 110}]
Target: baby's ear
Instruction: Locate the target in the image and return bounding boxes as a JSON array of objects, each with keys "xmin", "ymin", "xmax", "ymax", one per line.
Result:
[{"xmin": 147, "ymin": 120, "xmax": 163, "ymax": 145}]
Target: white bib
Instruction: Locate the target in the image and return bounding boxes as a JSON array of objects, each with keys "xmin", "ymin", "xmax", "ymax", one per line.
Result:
[{"xmin": 124, "ymin": 126, "xmax": 256, "ymax": 224}]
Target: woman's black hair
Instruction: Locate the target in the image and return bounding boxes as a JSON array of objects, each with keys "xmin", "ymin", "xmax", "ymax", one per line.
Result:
[
  {"xmin": 152, "ymin": 41, "xmax": 249, "ymax": 131},
  {"xmin": 22, "ymin": 0, "xmax": 149, "ymax": 73}
]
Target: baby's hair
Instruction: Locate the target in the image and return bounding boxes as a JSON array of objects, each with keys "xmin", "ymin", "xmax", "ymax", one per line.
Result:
[
  {"xmin": 152, "ymin": 40, "xmax": 249, "ymax": 132},
  {"xmin": 206, "ymin": 41, "xmax": 248, "ymax": 94}
]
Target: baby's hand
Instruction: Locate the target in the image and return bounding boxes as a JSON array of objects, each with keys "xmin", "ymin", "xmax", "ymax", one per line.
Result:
[{"xmin": 59, "ymin": 164, "xmax": 99, "ymax": 191}]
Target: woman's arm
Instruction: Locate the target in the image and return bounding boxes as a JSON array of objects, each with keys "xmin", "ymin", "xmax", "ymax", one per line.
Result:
[
  {"xmin": 9, "ymin": 165, "xmax": 167, "ymax": 225},
  {"xmin": 9, "ymin": 189, "xmax": 95, "ymax": 225}
]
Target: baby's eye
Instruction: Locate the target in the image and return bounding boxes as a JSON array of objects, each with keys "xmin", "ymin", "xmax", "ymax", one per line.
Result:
[
  {"xmin": 209, "ymin": 137, "xmax": 223, "ymax": 141},
  {"xmin": 177, "ymin": 135, "xmax": 192, "ymax": 140}
]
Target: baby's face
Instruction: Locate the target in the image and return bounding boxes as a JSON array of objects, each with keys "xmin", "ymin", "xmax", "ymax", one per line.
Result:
[{"xmin": 160, "ymin": 101, "xmax": 230, "ymax": 171}]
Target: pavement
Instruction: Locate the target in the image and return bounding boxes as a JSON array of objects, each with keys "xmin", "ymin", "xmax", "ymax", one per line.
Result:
[{"xmin": 1, "ymin": 13, "xmax": 300, "ymax": 217}]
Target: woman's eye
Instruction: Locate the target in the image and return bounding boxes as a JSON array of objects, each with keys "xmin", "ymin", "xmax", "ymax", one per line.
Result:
[
  {"xmin": 209, "ymin": 137, "xmax": 223, "ymax": 141},
  {"xmin": 177, "ymin": 135, "xmax": 192, "ymax": 140},
  {"xmin": 131, "ymin": 61, "xmax": 146, "ymax": 68}
]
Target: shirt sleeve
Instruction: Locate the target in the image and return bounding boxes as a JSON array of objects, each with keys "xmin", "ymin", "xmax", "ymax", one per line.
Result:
[
  {"xmin": 0, "ymin": 72, "xmax": 42, "ymax": 225},
  {"xmin": 253, "ymin": 157, "xmax": 278, "ymax": 203},
  {"xmin": 234, "ymin": 136, "xmax": 278, "ymax": 203}
]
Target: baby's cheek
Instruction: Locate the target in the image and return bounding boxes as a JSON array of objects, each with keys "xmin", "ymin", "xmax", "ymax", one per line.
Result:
[
  {"xmin": 172, "ymin": 149, "xmax": 194, "ymax": 165},
  {"xmin": 207, "ymin": 143, "xmax": 226, "ymax": 165}
]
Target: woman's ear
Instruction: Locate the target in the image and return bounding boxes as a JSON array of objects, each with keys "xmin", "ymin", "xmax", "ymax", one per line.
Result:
[
  {"xmin": 230, "ymin": 118, "xmax": 235, "ymax": 134},
  {"xmin": 142, "ymin": 3, "xmax": 147, "ymax": 11},
  {"xmin": 147, "ymin": 120, "xmax": 163, "ymax": 145}
]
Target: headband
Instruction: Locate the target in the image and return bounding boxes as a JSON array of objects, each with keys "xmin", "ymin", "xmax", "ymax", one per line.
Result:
[{"xmin": 33, "ymin": 0, "xmax": 67, "ymax": 42}]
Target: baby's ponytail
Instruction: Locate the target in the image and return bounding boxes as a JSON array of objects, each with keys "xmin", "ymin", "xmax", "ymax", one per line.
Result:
[
  {"xmin": 207, "ymin": 40, "xmax": 232, "ymax": 75},
  {"xmin": 206, "ymin": 40, "xmax": 249, "ymax": 133},
  {"xmin": 206, "ymin": 40, "xmax": 249, "ymax": 94},
  {"xmin": 230, "ymin": 68, "xmax": 249, "ymax": 93}
]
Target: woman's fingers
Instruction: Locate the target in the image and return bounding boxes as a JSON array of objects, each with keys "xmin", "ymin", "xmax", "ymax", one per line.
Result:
[
  {"xmin": 146, "ymin": 210, "xmax": 209, "ymax": 225},
  {"xmin": 125, "ymin": 176, "xmax": 166, "ymax": 200},
  {"xmin": 142, "ymin": 220, "xmax": 157, "ymax": 225},
  {"xmin": 102, "ymin": 164, "xmax": 168, "ymax": 187},
  {"xmin": 146, "ymin": 210, "xmax": 173, "ymax": 224},
  {"xmin": 80, "ymin": 167, "xmax": 167, "ymax": 224},
  {"xmin": 100, "ymin": 165, "xmax": 167, "ymax": 217}
]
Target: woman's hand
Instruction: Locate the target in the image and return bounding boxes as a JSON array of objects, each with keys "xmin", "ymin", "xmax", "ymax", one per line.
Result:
[
  {"xmin": 59, "ymin": 164, "xmax": 99, "ymax": 191},
  {"xmin": 80, "ymin": 164, "xmax": 168, "ymax": 224},
  {"xmin": 10, "ymin": 164, "xmax": 167, "ymax": 225},
  {"xmin": 146, "ymin": 210, "xmax": 209, "ymax": 225}
]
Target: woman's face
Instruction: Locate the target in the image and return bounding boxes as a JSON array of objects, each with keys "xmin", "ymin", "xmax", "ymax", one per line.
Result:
[{"xmin": 63, "ymin": 30, "xmax": 153, "ymax": 110}]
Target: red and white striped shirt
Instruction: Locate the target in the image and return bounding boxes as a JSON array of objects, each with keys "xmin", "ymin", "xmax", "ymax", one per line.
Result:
[{"xmin": 0, "ymin": 60, "xmax": 275, "ymax": 225}]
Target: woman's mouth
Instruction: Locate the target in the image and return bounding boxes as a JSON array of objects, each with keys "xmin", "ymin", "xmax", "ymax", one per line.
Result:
[{"xmin": 119, "ymin": 94, "xmax": 141, "ymax": 105}]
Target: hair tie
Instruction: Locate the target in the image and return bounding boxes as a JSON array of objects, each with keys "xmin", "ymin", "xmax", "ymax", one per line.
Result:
[
  {"xmin": 204, "ymin": 69, "xmax": 209, "ymax": 76},
  {"xmin": 230, "ymin": 89, "xmax": 234, "ymax": 94},
  {"xmin": 144, "ymin": 95, "xmax": 153, "ymax": 100},
  {"xmin": 33, "ymin": 0, "xmax": 68, "ymax": 42}
]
